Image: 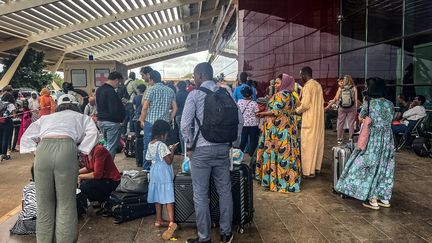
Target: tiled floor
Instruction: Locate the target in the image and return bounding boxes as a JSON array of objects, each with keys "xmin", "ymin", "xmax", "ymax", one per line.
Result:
[{"xmin": 1, "ymin": 131, "xmax": 431, "ymax": 243}]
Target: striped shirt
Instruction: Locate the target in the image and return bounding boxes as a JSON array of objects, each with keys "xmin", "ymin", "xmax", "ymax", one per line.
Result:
[
  {"xmin": 144, "ymin": 83, "xmax": 176, "ymax": 124},
  {"xmin": 180, "ymin": 80, "xmax": 243, "ymax": 149}
]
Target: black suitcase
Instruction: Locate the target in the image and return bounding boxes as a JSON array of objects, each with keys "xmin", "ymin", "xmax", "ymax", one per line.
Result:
[
  {"xmin": 124, "ymin": 132, "xmax": 136, "ymax": 158},
  {"xmin": 412, "ymin": 137, "xmax": 431, "ymax": 157},
  {"xmin": 174, "ymin": 173, "xmax": 196, "ymax": 223},
  {"xmin": 135, "ymin": 134, "xmax": 144, "ymax": 167},
  {"xmin": 107, "ymin": 191, "xmax": 155, "ymax": 223},
  {"xmin": 210, "ymin": 164, "xmax": 254, "ymax": 234}
]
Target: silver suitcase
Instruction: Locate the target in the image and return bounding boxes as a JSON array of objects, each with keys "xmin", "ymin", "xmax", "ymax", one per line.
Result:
[{"xmin": 332, "ymin": 144, "xmax": 354, "ymax": 191}]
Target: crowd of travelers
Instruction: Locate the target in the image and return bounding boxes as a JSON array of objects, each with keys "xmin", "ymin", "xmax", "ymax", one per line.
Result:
[{"xmin": 5, "ymin": 60, "xmax": 424, "ymax": 242}]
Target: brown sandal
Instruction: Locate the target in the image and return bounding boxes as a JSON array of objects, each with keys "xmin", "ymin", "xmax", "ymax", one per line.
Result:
[{"xmin": 161, "ymin": 223, "xmax": 178, "ymax": 240}]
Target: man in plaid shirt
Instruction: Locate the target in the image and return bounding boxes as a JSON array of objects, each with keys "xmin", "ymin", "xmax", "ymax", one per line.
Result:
[{"xmin": 139, "ymin": 70, "xmax": 177, "ymax": 170}]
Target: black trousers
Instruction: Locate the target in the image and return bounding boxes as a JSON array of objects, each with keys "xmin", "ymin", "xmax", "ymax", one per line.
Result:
[
  {"xmin": 80, "ymin": 179, "xmax": 119, "ymax": 203},
  {"xmin": 0, "ymin": 121, "xmax": 13, "ymax": 155},
  {"xmin": 9, "ymin": 123, "xmax": 20, "ymax": 150},
  {"xmin": 240, "ymin": 126, "xmax": 260, "ymax": 156}
]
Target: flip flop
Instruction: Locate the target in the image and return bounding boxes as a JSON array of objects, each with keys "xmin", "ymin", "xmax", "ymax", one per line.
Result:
[
  {"xmin": 154, "ymin": 221, "xmax": 169, "ymax": 227},
  {"xmin": 162, "ymin": 223, "xmax": 178, "ymax": 241}
]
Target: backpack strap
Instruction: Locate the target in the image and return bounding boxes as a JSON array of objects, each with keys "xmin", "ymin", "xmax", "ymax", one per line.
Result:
[{"xmin": 190, "ymin": 87, "xmax": 213, "ymax": 151}]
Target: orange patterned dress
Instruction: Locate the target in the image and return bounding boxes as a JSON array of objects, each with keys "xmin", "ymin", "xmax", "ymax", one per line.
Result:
[{"xmin": 255, "ymin": 90, "xmax": 301, "ymax": 192}]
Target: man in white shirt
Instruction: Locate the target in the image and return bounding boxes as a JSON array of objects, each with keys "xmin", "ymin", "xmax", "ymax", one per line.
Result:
[{"xmin": 392, "ymin": 95, "xmax": 427, "ymax": 140}]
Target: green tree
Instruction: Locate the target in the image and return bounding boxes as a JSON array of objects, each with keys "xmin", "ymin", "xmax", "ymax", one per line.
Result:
[
  {"xmin": 52, "ymin": 73, "xmax": 64, "ymax": 88},
  {"xmin": 0, "ymin": 48, "xmax": 53, "ymax": 91},
  {"xmin": 182, "ymin": 73, "xmax": 193, "ymax": 79}
]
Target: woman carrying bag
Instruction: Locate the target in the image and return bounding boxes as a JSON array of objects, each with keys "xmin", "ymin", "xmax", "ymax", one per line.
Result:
[{"xmin": 335, "ymin": 77, "xmax": 396, "ymax": 210}]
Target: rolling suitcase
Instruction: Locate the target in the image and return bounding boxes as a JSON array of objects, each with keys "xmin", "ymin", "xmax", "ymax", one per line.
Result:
[
  {"xmin": 332, "ymin": 143, "xmax": 354, "ymax": 193},
  {"xmin": 210, "ymin": 164, "xmax": 254, "ymax": 234},
  {"xmin": 174, "ymin": 173, "xmax": 196, "ymax": 223},
  {"xmin": 135, "ymin": 134, "xmax": 144, "ymax": 167},
  {"xmin": 124, "ymin": 132, "xmax": 136, "ymax": 158},
  {"xmin": 107, "ymin": 191, "xmax": 155, "ymax": 223}
]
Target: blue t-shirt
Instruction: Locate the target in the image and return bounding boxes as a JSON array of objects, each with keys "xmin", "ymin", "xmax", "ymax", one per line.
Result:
[
  {"xmin": 133, "ymin": 94, "xmax": 143, "ymax": 120},
  {"xmin": 233, "ymin": 84, "xmax": 257, "ymax": 102}
]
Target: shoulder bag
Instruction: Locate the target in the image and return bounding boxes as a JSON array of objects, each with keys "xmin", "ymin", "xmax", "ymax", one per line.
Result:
[{"xmin": 357, "ymin": 100, "xmax": 371, "ymax": 151}]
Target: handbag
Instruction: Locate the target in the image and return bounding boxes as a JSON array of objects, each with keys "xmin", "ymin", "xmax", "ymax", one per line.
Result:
[
  {"xmin": 357, "ymin": 100, "xmax": 371, "ymax": 151},
  {"xmin": 116, "ymin": 170, "xmax": 149, "ymax": 194}
]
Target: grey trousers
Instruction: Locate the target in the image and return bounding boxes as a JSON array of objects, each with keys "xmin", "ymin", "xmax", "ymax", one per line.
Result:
[
  {"xmin": 191, "ymin": 144, "xmax": 233, "ymax": 241},
  {"xmin": 34, "ymin": 138, "xmax": 78, "ymax": 243}
]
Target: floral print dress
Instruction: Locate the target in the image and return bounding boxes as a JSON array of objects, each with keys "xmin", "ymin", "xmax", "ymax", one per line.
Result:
[
  {"xmin": 255, "ymin": 91, "xmax": 301, "ymax": 193},
  {"xmin": 336, "ymin": 98, "xmax": 395, "ymax": 201}
]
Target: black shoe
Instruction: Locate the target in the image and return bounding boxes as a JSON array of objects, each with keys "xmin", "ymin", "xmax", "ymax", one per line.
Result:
[
  {"xmin": 186, "ymin": 237, "xmax": 212, "ymax": 243},
  {"xmin": 4, "ymin": 155, "xmax": 11, "ymax": 160},
  {"xmin": 220, "ymin": 234, "xmax": 233, "ymax": 243}
]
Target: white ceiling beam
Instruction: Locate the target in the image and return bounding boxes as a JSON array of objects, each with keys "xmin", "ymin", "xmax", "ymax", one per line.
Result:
[
  {"xmin": 95, "ymin": 25, "xmax": 213, "ymax": 59},
  {"xmin": 25, "ymin": 0, "xmax": 203, "ymax": 44},
  {"xmin": 64, "ymin": 9, "xmax": 218, "ymax": 53},
  {"xmin": 0, "ymin": 39, "xmax": 28, "ymax": 52},
  {"xmin": 195, "ymin": 1, "xmax": 203, "ymax": 50},
  {"xmin": 119, "ymin": 36, "xmax": 211, "ymax": 63},
  {"xmin": 0, "ymin": 0, "xmax": 61, "ymax": 16},
  {"xmin": 126, "ymin": 46, "xmax": 208, "ymax": 68}
]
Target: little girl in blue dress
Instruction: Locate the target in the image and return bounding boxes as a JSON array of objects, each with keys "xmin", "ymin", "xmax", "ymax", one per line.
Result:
[{"xmin": 146, "ymin": 120, "xmax": 178, "ymax": 240}]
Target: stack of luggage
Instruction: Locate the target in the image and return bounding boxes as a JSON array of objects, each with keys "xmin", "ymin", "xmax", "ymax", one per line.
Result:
[{"xmin": 103, "ymin": 170, "xmax": 155, "ymax": 224}]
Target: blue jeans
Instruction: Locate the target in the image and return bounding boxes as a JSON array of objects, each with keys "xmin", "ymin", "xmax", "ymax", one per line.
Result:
[
  {"xmin": 98, "ymin": 121, "xmax": 122, "ymax": 160},
  {"xmin": 143, "ymin": 121, "xmax": 153, "ymax": 170},
  {"xmin": 175, "ymin": 115, "xmax": 184, "ymax": 154},
  {"xmin": 392, "ymin": 120, "xmax": 417, "ymax": 141}
]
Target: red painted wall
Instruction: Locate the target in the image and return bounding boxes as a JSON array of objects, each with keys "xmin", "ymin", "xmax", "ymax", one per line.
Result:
[{"xmin": 238, "ymin": 0, "xmax": 340, "ymax": 102}]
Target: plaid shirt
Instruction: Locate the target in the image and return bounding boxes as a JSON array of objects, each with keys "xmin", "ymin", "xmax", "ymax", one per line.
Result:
[{"xmin": 144, "ymin": 83, "xmax": 175, "ymax": 124}]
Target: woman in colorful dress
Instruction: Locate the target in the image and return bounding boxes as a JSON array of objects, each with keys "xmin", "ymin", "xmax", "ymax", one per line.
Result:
[
  {"xmin": 336, "ymin": 77, "xmax": 395, "ymax": 210},
  {"xmin": 255, "ymin": 74, "xmax": 302, "ymax": 193}
]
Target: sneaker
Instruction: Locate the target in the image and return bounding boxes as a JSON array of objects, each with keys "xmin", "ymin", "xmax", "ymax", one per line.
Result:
[
  {"xmin": 220, "ymin": 234, "xmax": 234, "ymax": 243},
  {"xmin": 4, "ymin": 155, "xmax": 10, "ymax": 160},
  {"xmin": 378, "ymin": 200, "xmax": 391, "ymax": 208},
  {"xmin": 186, "ymin": 238, "xmax": 212, "ymax": 243},
  {"xmin": 337, "ymin": 139, "xmax": 343, "ymax": 145},
  {"xmin": 362, "ymin": 200, "xmax": 380, "ymax": 210}
]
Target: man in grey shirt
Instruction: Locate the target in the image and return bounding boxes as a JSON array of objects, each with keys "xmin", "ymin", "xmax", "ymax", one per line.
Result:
[{"xmin": 181, "ymin": 63, "xmax": 242, "ymax": 243}]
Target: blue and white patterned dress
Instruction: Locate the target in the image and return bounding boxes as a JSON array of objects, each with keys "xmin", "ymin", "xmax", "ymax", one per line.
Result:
[
  {"xmin": 336, "ymin": 98, "xmax": 395, "ymax": 201},
  {"xmin": 147, "ymin": 142, "xmax": 175, "ymax": 204}
]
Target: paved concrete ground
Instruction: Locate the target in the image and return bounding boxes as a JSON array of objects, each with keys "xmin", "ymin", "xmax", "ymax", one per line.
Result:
[{"xmin": 0, "ymin": 131, "xmax": 431, "ymax": 243}]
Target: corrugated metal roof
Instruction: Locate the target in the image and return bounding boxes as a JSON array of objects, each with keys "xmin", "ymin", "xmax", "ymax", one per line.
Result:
[{"xmin": 0, "ymin": 0, "xmax": 229, "ymax": 67}]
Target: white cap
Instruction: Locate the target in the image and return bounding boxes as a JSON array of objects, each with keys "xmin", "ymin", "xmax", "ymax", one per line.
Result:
[{"xmin": 57, "ymin": 94, "xmax": 79, "ymax": 106}]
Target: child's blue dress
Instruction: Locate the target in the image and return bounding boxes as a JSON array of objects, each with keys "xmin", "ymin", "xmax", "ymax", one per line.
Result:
[{"xmin": 147, "ymin": 142, "xmax": 175, "ymax": 204}]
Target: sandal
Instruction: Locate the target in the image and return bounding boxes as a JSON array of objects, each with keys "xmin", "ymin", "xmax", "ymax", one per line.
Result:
[
  {"xmin": 154, "ymin": 221, "xmax": 169, "ymax": 227},
  {"xmin": 161, "ymin": 222, "xmax": 178, "ymax": 240}
]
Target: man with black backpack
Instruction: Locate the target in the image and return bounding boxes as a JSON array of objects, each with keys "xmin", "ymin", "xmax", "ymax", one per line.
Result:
[{"xmin": 181, "ymin": 63, "xmax": 242, "ymax": 243}]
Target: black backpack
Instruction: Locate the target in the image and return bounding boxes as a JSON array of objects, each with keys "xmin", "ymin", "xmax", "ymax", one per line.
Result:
[{"xmin": 192, "ymin": 87, "xmax": 239, "ymax": 149}]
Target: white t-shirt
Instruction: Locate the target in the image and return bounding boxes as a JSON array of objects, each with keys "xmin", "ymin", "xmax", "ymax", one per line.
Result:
[{"xmin": 145, "ymin": 141, "xmax": 171, "ymax": 163}]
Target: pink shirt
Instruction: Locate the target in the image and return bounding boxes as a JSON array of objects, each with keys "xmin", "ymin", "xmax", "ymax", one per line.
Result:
[{"xmin": 237, "ymin": 99, "xmax": 259, "ymax": 127}]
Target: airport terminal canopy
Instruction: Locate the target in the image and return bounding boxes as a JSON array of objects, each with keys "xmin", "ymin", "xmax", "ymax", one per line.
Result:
[{"xmin": 0, "ymin": 0, "xmax": 232, "ymax": 70}]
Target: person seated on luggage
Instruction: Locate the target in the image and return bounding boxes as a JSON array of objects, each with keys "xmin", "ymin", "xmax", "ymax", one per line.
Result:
[
  {"xmin": 78, "ymin": 144, "xmax": 121, "ymax": 205},
  {"xmin": 392, "ymin": 95, "xmax": 427, "ymax": 142},
  {"xmin": 10, "ymin": 165, "xmax": 37, "ymax": 235},
  {"xmin": 146, "ymin": 120, "xmax": 178, "ymax": 241}
]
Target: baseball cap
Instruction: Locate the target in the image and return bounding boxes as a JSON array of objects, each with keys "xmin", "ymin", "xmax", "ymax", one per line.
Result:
[{"xmin": 57, "ymin": 94, "xmax": 79, "ymax": 106}]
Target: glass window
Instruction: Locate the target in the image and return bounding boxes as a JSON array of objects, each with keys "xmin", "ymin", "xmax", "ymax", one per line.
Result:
[
  {"xmin": 405, "ymin": 0, "xmax": 432, "ymax": 35},
  {"xmin": 367, "ymin": 0, "xmax": 403, "ymax": 43},
  {"xmin": 403, "ymin": 32, "xmax": 432, "ymax": 108},
  {"xmin": 94, "ymin": 69, "xmax": 110, "ymax": 87},
  {"xmin": 340, "ymin": 49, "xmax": 365, "ymax": 83},
  {"xmin": 71, "ymin": 69, "xmax": 87, "ymax": 87},
  {"xmin": 367, "ymin": 40, "xmax": 402, "ymax": 103},
  {"xmin": 341, "ymin": 0, "xmax": 366, "ymax": 51}
]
